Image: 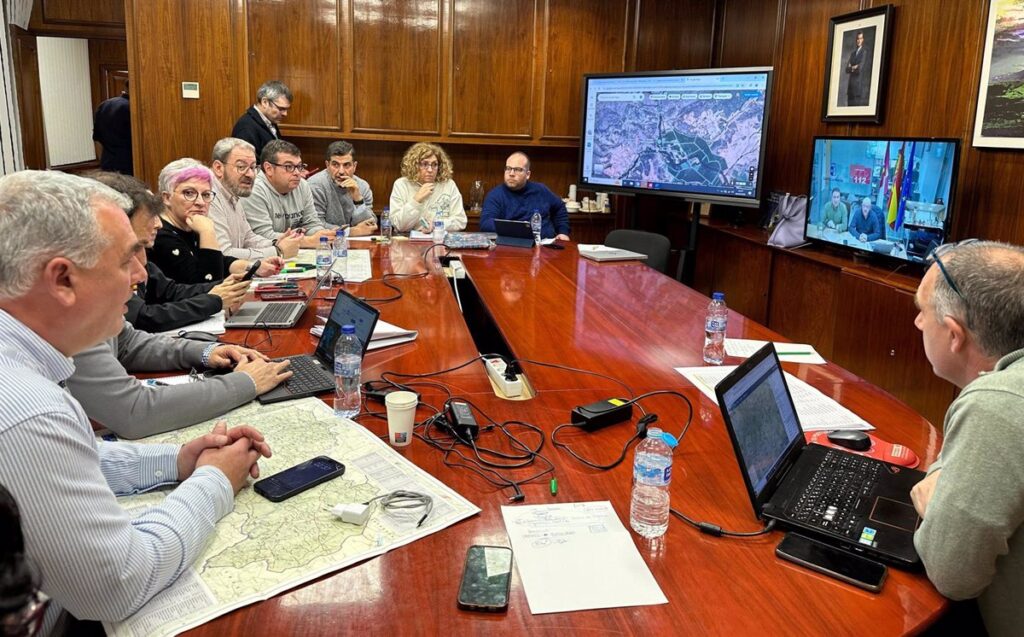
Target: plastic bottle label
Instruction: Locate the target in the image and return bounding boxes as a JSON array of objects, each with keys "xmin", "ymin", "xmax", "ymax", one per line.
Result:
[
  {"xmin": 634, "ymin": 464, "xmax": 671, "ymax": 486},
  {"xmin": 706, "ymin": 317, "xmax": 726, "ymax": 331}
]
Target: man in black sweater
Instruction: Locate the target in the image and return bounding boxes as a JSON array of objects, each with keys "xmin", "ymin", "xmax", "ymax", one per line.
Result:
[{"xmin": 231, "ymin": 80, "xmax": 292, "ymax": 161}]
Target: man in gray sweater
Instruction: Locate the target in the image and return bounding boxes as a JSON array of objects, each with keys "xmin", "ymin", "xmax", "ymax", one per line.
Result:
[
  {"xmin": 910, "ymin": 239, "xmax": 1024, "ymax": 637},
  {"xmin": 68, "ymin": 321, "xmax": 292, "ymax": 440}
]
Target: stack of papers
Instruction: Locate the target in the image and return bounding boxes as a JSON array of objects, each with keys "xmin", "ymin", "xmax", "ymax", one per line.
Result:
[
  {"xmin": 409, "ymin": 230, "xmax": 434, "ymax": 241},
  {"xmin": 724, "ymin": 339, "xmax": 826, "ymax": 364},
  {"xmin": 577, "ymin": 244, "xmax": 648, "ymax": 262},
  {"xmin": 676, "ymin": 365, "xmax": 873, "ymax": 432},
  {"xmin": 156, "ymin": 311, "xmax": 226, "ymax": 337},
  {"xmin": 311, "ymin": 318, "xmax": 417, "ymax": 351}
]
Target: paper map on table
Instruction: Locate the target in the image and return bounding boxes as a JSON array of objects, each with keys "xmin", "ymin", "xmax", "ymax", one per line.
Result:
[{"xmin": 103, "ymin": 398, "xmax": 479, "ymax": 637}]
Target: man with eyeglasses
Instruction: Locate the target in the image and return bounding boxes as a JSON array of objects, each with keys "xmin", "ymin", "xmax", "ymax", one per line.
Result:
[
  {"xmin": 243, "ymin": 140, "xmax": 338, "ymax": 247},
  {"xmin": 0, "ymin": 170, "xmax": 272, "ymax": 634},
  {"xmin": 307, "ymin": 141, "xmax": 378, "ymax": 235},
  {"xmin": 909, "ymin": 239, "xmax": 1024, "ymax": 636},
  {"xmin": 209, "ymin": 138, "xmax": 302, "ymax": 260},
  {"xmin": 480, "ymin": 152, "xmax": 570, "ymax": 241},
  {"xmin": 230, "ymin": 80, "xmax": 292, "ymax": 161}
]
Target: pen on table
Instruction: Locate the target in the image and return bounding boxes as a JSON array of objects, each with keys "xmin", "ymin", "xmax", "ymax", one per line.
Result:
[
  {"xmin": 550, "ymin": 478, "xmax": 558, "ymax": 497},
  {"xmin": 776, "ymin": 351, "xmax": 814, "ymax": 356}
]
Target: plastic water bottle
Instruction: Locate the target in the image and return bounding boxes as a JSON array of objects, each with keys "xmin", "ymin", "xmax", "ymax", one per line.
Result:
[
  {"xmin": 530, "ymin": 210, "xmax": 542, "ymax": 245},
  {"xmin": 432, "ymin": 209, "xmax": 447, "ymax": 244},
  {"xmin": 333, "ymin": 324, "xmax": 362, "ymax": 418},
  {"xmin": 316, "ymin": 236, "xmax": 332, "ymax": 288},
  {"xmin": 702, "ymin": 292, "xmax": 728, "ymax": 365},
  {"xmin": 380, "ymin": 207, "xmax": 392, "ymax": 245},
  {"xmin": 630, "ymin": 427, "xmax": 676, "ymax": 538},
  {"xmin": 333, "ymin": 227, "xmax": 348, "ymax": 281}
]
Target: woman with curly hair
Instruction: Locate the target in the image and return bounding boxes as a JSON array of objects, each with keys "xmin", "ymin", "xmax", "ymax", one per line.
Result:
[{"xmin": 389, "ymin": 142, "xmax": 467, "ymax": 233}]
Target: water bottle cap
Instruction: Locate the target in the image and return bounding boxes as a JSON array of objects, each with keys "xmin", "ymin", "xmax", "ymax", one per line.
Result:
[
  {"xmin": 336, "ymin": 228, "xmax": 344, "ymax": 236},
  {"xmin": 661, "ymin": 432, "xmax": 679, "ymax": 449},
  {"xmin": 319, "ymin": 236, "xmax": 329, "ymax": 243},
  {"xmin": 341, "ymin": 324, "xmax": 356, "ymax": 335},
  {"xmin": 712, "ymin": 292, "xmax": 725, "ymax": 301}
]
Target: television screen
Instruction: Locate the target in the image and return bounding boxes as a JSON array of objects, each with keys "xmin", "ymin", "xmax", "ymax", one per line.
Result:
[
  {"xmin": 805, "ymin": 137, "xmax": 959, "ymax": 265},
  {"xmin": 578, "ymin": 67, "xmax": 773, "ymax": 207}
]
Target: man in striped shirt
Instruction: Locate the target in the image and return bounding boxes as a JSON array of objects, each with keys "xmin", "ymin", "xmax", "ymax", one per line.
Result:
[{"xmin": 0, "ymin": 171, "xmax": 271, "ymax": 634}]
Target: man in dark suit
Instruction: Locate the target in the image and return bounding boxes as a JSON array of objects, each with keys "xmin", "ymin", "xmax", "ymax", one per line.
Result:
[
  {"xmin": 230, "ymin": 80, "xmax": 292, "ymax": 161},
  {"xmin": 845, "ymin": 31, "xmax": 870, "ymax": 107},
  {"xmin": 93, "ymin": 82, "xmax": 133, "ymax": 175}
]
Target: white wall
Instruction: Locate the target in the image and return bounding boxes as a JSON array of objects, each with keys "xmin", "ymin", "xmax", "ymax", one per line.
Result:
[{"xmin": 37, "ymin": 37, "xmax": 95, "ymax": 167}]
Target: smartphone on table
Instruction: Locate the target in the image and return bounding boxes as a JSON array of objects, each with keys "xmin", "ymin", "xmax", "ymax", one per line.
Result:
[
  {"xmin": 457, "ymin": 545, "xmax": 513, "ymax": 612},
  {"xmin": 254, "ymin": 456, "xmax": 346, "ymax": 502},
  {"xmin": 775, "ymin": 532, "xmax": 887, "ymax": 592}
]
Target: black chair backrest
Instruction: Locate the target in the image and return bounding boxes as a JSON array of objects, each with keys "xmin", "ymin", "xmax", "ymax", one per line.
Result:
[{"xmin": 604, "ymin": 229, "xmax": 671, "ymax": 273}]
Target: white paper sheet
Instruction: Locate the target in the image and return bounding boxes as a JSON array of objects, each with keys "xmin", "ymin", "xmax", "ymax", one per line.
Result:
[
  {"xmin": 310, "ymin": 318, "xmax": 417, "ymax": 350},
  {"xmin": 155, "ymin": 311, "xmax": 226, "ymax": 337},
  {"xmin": 501, "ymin": 501, "xmax": 668, "ymax": 614},
  {"xmin": 675, "ymin": 366, "xmax": 873, "ymax": 431},
  {"xmin": 724, "ymin": 338, "xmax": 827, "ymax": 365}
]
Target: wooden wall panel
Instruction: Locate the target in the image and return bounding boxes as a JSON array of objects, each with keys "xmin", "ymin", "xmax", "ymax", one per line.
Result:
[
  {"xmin": 126, "ymin": 0, "xmax": 246, "ymax": 184},
  {"xmin": 767, "ymin": 251, "xmax": 839, "ymax": 358},
  {"xmin": 351, "ymin": 0, "xmax": 442, "ymax": 134},
  {"xmin": 247, "ymin": 0, "xmax": 340, "ymax": 131},
  {"xmin": 28, "ymin": 0, "xmax": 125, "ymax": 37},
  {"xmin": 716, "ymin": 0, "xmax": 779, "ymax": 68},
  {"xmin": 541, "ymin": 0, "xmax": 630, "ymax": 140},
  {"xmin": 832, "ymin": 271, "xmax": 955, "ymax": 426},
  {"xmin": 708, "ymin": 232, "xmax": 771, "ymax": 323},
  {"xmin": 633, "ymin": 0, "xmax": 714, "ymax": 71},
  {"xmin": 449, "ymin": 0, "xmax": 534, "ymax": 138},
  {"xmin": 12, "ymin": 33, "xmax": 47, "ymax": 170},
  {"xmin": 87, "ymin": 39, "xmax": 128, "ymax": 107}
]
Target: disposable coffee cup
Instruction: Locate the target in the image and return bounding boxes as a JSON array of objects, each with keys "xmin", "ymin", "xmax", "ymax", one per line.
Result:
[{"xmin": 384, "ymin": 391, "xmax": 418, "ymax": 447}]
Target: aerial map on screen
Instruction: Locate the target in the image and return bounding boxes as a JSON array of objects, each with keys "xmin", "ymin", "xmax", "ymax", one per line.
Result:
[{"xmin": 580, "ymin": 71, "xmax": 770, "ymax": 204}]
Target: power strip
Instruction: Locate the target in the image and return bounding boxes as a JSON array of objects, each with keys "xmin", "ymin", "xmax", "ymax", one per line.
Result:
[
  {"xmin": 484, "ymin": 357, "xmax": 522, "ymax": 397},
  {"xmin": 448, "ymin": 260, "xmax": 466, "ymax": 279}
]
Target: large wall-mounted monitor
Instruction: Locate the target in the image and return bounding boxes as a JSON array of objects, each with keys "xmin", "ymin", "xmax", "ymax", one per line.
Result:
[
  {"xmin": 804, "ymin": 137, "xmax": 960, "ymax": 265},
  {"xmin": 578, "ymin": 67, "xmax": 773, "ymax": 207}
]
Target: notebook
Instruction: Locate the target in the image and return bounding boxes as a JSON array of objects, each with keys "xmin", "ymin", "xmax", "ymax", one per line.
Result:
[
  {"xmin": 578, "ymin": 244, "xmax": 649, "ymax": 263},
  {"xmin": 444, "ymin": 232, "xmax": 494, "ymax": 249},
  {"xmin": 494, "ymin": 219, "xmax": 535, "ymax": 248},
  {"xmin": 714, "ymin": 343, "xmax": 925, "ymax": 567},
  {"xmin": 225, "ymin": 267, "xmax": 334, "ymax": 329},
  {"xmin": 258, "ymin": 288, "xmax": 380, "ymax": 405}
]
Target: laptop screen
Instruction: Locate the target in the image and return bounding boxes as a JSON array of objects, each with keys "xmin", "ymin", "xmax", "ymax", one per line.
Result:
[
  {"xmin": 314, "ymin": 289, "xmax": 380, "ymax": 366},
  {"xmin": 717, "ymin": 349, "xmax": 802, "ymax": 498}
]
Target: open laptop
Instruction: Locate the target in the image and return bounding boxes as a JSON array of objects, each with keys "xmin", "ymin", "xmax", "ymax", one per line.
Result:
[
  {"xmin": 258, "ymin": 288, "xmax": 380, "ymax": 404},
  {"xmin": 494, "ymin": 219, "xmax": 534, "ymax": 248},
  {"xmin": 225, "ymin": 268, "xmax": 334, "ymax": 329},
  {"xmin": 714, "ymin": 343, "xmax": 925, "ymax": 567}
]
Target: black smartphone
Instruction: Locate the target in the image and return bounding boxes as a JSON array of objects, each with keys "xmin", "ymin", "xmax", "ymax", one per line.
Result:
[
  {"xmin": 775, "ymin": 533, "xmax": 887, "ymax": 593},
  {"xmin": 543, "ymin": 242, "xmax": 565, "ymax": 250},
  {"xmin": 253, "ymin": 456, "xmax": 346, "ymax": 502},
  {"xmin": 457, "ymin": 545, "xmax": 513, "ymax": 612},
  {"xmin": 241, "ymin": 260, "xmax": 262, "ymax": 281}
]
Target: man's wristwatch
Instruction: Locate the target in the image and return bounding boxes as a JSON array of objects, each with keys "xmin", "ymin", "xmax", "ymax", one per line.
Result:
[{"xmin": 352, "ymin": 199, "xmax": 364, "ymax": 206}]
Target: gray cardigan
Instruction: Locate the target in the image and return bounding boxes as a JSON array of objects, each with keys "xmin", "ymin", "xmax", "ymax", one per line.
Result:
[{"xmin": 67, "ymin": 322, "xmax": 257, "ymax": 440}]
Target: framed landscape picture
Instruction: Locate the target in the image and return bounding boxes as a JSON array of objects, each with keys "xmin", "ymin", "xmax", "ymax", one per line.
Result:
[
  {"xmin": 821, "ymin": 5, "xmax": 894, "ymax": 123},
  {"xmin": 974, "ymin": 0, "xmax": 1024, "ymax": 148}
]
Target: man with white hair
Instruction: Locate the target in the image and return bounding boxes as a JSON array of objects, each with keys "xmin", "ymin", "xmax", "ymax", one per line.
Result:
[
  {"xmin": 910, "ymin": 239, "xmax": 1024, "ymax": 636},
  {"xmin": 0, "ymin": 170, "xmax": 272, "ymax": 633}
]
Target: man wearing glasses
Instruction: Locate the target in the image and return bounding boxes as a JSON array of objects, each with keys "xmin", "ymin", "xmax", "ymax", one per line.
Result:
[
  {"xmin": 209, "ymin": 137, "xmax": 302, "ymax": 260},
  {"xmin": 307, "ymin": 141, "xmax": 378, "ymax": 235},
  {"xmin": 910, "ymin": 239, "xmax": 1024, "ymax": 636},
  {"xmin": 242, "ymin": 140, "xmax": 337, "ymax": 247},
  {"xmin": 230, "ymin": 80, "xmax": 292, "ymax": 161},
  {"xmin": 480, "ymin": 152, "xmax": 570, "ymax": 241}
]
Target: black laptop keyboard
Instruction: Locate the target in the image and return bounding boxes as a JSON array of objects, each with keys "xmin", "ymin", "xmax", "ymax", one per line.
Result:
[
  {"xmin": 787, "ymin": 450, "xmax": 882, "ymax": 537},
  {"xmin": 278, "ymin": 355, "xmax": 333, "ymax": 395},
  {"xmin": 257, "ymin": 302, "xmax": 298, "ymax": 325}
]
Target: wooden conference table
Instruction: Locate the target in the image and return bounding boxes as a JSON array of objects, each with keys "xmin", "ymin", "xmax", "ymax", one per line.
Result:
[{"xmin": 200, "ymin": 239, "xmax": 945, "ymax": 636}]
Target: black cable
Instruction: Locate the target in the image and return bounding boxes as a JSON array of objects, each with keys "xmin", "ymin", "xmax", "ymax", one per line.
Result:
[{"xmin": 670, "ymin": 509, "xmax": 777, "ymax": 538}]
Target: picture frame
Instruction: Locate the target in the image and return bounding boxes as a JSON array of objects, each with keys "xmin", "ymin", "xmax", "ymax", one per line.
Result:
[
  {"xmin": 973, "ymin": 0, "xmax": 1024, "ymax": 148},
  {"xmin": 821, "ymin": 5, "xmax": 894, "ymax": 123}
]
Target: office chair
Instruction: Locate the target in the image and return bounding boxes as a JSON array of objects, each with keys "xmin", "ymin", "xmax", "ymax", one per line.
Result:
[{"xmin": 605, "ymin": 229, "xmax": 671, "ymax": 273}]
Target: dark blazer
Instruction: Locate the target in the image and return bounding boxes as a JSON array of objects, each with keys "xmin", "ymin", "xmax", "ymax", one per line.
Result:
[
  {"xmin": 231, "ymin": 106, "xmax": 279, "ymax": 161},
  {"xmin": 93, "ymin": 94, "xmax": 133, "ymax": 175},
  {"xmin": 124, "ymin": 262, "xmax": 222, "ymax": 332}
]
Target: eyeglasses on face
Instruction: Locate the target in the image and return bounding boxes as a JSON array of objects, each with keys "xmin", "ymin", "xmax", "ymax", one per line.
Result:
[
  {"xmin": 177, "ymin": 188, "xmax": 216, "ymax": 203},
  {"xmin": 418, "ymin": 161, "xmax": 439, "ymax": 170},
  {"xmin": 925, "ymin": 238, "xmax": 979, "ymax": 302},
  {"xmin": 267, "ymin": 100, "xmax": 290, "ymax": 113},
  {"xmin": 270, "ymin": 162, "xmax": 308, "ymax": 174},
  {"xmin": 232, "ymin": 162, "xmax": 258, "ymax": 174},
  {"xmin": 504, "ymin": 166, "xmax": 527, "ymax": 174}
]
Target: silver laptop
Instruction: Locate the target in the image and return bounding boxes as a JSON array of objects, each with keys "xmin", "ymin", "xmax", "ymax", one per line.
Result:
[
  {"xmin": 225, "ymin": 268, "xmax": 333, "ymax": 329},
  {"xmin": 578, "ymin": 245, "xmax": 649, "ymax": 262}
]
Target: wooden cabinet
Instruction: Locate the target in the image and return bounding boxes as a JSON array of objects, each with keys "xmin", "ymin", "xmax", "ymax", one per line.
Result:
[{"xmin": 696, "ymin": 221, "xmax": 955, "ymax": 426}]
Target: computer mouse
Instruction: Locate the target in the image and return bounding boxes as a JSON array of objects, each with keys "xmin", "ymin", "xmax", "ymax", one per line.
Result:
[{"xmin": 826, "ymin": 430, "xmax": 871, "ymax": 452}]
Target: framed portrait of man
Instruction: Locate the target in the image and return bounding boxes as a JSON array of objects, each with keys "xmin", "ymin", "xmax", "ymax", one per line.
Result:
[
  {"xmin": 821, "ymin": 5, "xmax": 894, "ymax": 123},
  {"xmin": 974, "ymin": 0, "xmax": 1024, "ymax": 148}
]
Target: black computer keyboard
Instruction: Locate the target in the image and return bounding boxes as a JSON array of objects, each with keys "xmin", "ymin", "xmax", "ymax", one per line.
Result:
[
  {"xmin": 256, "ymin": 302, "xmax": 298, "ymax": 325},
  {"xmin": 278, "ymin": 355, "xmax": 333, "ymax": 395},
  {"xmin": 788, "ymin": 450, "xmax": 882, "ymax": 537}
]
